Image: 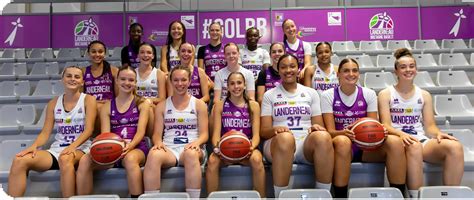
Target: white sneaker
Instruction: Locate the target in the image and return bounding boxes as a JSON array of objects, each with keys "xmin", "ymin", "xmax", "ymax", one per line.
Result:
[{"xmin": 0, "ymin": 184, "xmax": 14, "ymax": 200}]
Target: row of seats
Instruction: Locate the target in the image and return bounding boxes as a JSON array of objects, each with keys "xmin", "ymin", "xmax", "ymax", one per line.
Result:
[{"xmin": 0, "ymin": 80, "xmax": 63, "ymax": 104}]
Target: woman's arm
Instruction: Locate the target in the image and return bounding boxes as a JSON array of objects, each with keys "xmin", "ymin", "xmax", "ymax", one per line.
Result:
[
  {"xmin": 198, "ymin": 68, "xmax": 210, "ymax": 103},
  {"xmin": 211, "ymin": 101, "xmax": 223, "ymax": 147},
  {"xmin": 160, "ymin": 45, "xmax": 169, "ymax": 74},
  {"xmin": 250, "ymin": 101, "xmax": 261, "ymax": 149}
]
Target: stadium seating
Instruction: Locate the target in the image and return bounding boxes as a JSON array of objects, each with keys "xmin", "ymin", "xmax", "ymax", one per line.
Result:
[
  {"xmin": 0, "ymin": 139, "xmax": 34, "ymax": 171},
  {"xmin": 0, "ymin": 104, "xmax": 36, "ymax": 135},
  {"xmin": 414, "ymin": 39, "xmax": 449, "ymax": 54},
  {"xmin": 108, "ymin": 46, "xmax": 122, "ymax": 61},
  {"xmin": 332, "ymin": 41, "xmax": 359, "ymax": 55},
  {"xmin": 419, "ymin": 186, "xmax": 473, "ymax": 198},
  {"xmin": 434, "ymin": 94, "xmax": 474, "ymax": 125},
  {"xmin": 0, "ymin": 48, "xmax": 25, "ymax": 63},
  {"xmin": 0, "ymin": 80, "xmax": 30, "ymax": 104},
  {"xmin": 20, "ymin": 80, "xmax": 64, "ymax": 105},
  {"xmin": 359, "ymin": 40, "xmax": 391, "ymax": 55},
  {"xmin": 0, "ymin": 63, "xmax": 27, "ymax": 81},
  {"xmin": 439, "ymin": 53, "xmax": 472, "ymax": 71},
  {"xmin": 278, "ymin": 189, "xmax": 332, "ymax": 199},
  {"xmin": 363, "ymin": 72, "xmax": 396, "ymax": 92},
  {"xmin": 347, "ymin": 54, "xmax": 379, "ymax": 73},
  {"xmin": 207, "ymin": 190, "xmax": 260, "ymax": 199},
  {"xmin": 376, "ymin": 54, "xmax": 395, "ymax": 70},
  {"xmin": 19, "ymin": 62, "xmax": 60, "ymax": 81},
  {"xmin": 348, "ymin": 187, "xmax": 403, "ymax": 199},
  {"xmin": 413, "ymin": 54, "xmax": 450, "ymax": 72},
  {"xmin": 441, "ymin": 39, "xmax": 468, "ymax": 49},
  {"xmin": 27, "ymin": 48, "xmax": 54, "ymax": 63},
  {"xmin": 138, "ymin": 192, "xmax": 190, "ymax": 199},
  {"xmin": 413, "ymin": 71, "xmax": 449, "ymax": 94},
  {"xmin": 436, "ymin": 71, "xmax": 474, "ymax": 93},
  {"xmin": 387, "ymin": 40, "xmax": 411, "ymax": 50},
  {"xmin": 47, "ymin": 48, "xmax": 83, "ymax": 63},
  {"xmin": 69, "ymin": 194, "xmax": 120, "ymax": 200},
  {"xmin": 443, "ymin": 129, "xmax": 474, "ymax": 162}
]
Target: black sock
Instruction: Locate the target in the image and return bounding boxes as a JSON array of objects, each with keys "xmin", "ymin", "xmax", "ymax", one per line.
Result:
[
  {"xmin": 130, "ymin": 194, "xmax": 140, "ymax": 198},
  {"xmin": 333, "ymin": 185, "xmax": 348, "ymax": 198},
  {"xmin": 390, "ymin": 183, "xmax": 406, "ymax": 194}
]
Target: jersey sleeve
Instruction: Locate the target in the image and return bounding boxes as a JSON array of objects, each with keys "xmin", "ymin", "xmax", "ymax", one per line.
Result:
[
  {"xmin": 213, "ymin": 71, "xmax": 223, "ymax": 90},
  {"xmin": 121, "ymin": 46, "xmax": 129, "ymax": 65},
  {"xmin": 363, "ymin": 87, "xmax": 378, "ymax": 112},
  {"xmin": 261, "ymin": 91, "xmax": 273, "ymax": 116},
  {"xmin": 245, "ymin": 70, "xmax": 256, "ymax": 91},
  {"xmin": 321, "ymin": 89, "xmax": 335, "ymax": 113},
  {"xmin": 262, "ymin": 49, "xmax": 271, "ymax": 64},
  {"xmin": 197, "ymin": 45, "xmax": 206, "ymax": 59},
  {"xmin": 309, "ymin": 89, "xmax": 322, "ymax": 116},
  {"xmin": 303, "ymin": 41, "xmax": 312, "ymax": 56},
  {"xmin": 256, "ymin": 70, "xmax": 266, "ymax": 86}
]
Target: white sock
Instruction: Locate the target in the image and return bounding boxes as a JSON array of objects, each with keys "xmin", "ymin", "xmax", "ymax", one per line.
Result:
[
  {"xmin": 315, "ymin": 181, "xmax": 332, "ymax": 191},
  {"xmin": 274, "ymin": 185, "xmax": 289, "ymax": 198},
  {"xmin": 144, "ymin": 190, "xmax": 160, "ymax": 194},
  {"xmin": 186, "ymin": 188, "xmax": 201, "ymax": 199},
  {"xmin": 408, "ymin": 190, "xmax": 419, "ymax": 198}
]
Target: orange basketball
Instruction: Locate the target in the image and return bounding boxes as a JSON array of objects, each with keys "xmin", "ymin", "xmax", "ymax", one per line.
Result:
[
  {"xmin": 90, "ymin": 132, "xmax": 125, "ymax": 165},
  {"xmin": 351, "ymin": 118, "xmax": 385, "ymax": 151},
  {"xmin": 218, "ymin": 130, "xmax": 251, "ymax": 162}
]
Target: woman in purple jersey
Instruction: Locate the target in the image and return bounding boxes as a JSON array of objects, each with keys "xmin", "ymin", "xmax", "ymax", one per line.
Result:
[
  {"xmin": 321, "ymin": 58, "xmax": 406, "ymax": 198},
  {"xmin": 167, "ymin": 42, "xmax": 209, "ymax": 103},
  {"xmin": 76, "ymin": 66, "xmax": 150, "ymax": 198},
  {"xmin": 8, "ymin": 66, "xmax": 97, "ymax": 198},
  {"xmin": 256, "ymin": 42, "xmax": 285, "ymax": 104},
  {"xmin": 378, "ymin": 48, "xmax": 464, "ymax": 198},
  {"xmin": 206, "ymin": 72, "xmax": 265, "ymax": 197},
  {"xmin": 121, "ymin": 23, "xmax": 157, "ymax": 68},
  {"xmin": 198, "ymin": 22, "xmax": 226, "ymax": 87},
  {"xmin": 282, "ymin": 19, "xmax": 312, "ymax": 77},
  {"xmin": 160, "ymin": 20, "xmax": 187, "ymax": 74}
]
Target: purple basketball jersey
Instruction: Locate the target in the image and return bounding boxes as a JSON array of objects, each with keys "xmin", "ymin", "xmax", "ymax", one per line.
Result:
[
  {"xmin": 333, "ymin": 86, "xmax": 368, "ymax": 130},
  {"xmin": 83, "ymin": 66, "xmax": 114, "ymax": 101},
  {"xmin": 188, "ymin": 66, "xmax": 203, "ymax": 99},
  {"xmin": 204, "ymin": 44, "xmax": 226, "ymax": 81},
  {"xmin": 284, "ymin": 39, "xmax": 305, "ymax": 71},
  {"xmin": 264, "ymin": 67, "xmax": 281, "ymax": 91},
  {"xmin": 128, "ymin": 45, "xmax": 140, "ymax": 68},
  {"xmin": 221, "ymin": 99, "xmax": 252, "ymax": 138}
]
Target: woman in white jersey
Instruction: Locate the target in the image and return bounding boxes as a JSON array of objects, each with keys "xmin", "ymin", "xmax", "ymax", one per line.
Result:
[
  {"xmin": 136, "ymin": 43, "xmax": 167, "ymax": 105},
  {"xmin": 167, "ymin": 42, "xmax": 209, "ymax": 103},
  {"xmin": 206, "ymin": 72, "xmax": 265, "ymax": 197},
  {"xmin": 378, "ymin": 48, "xmax": 464, "ymax": 198},
  {"xmin": 144, "ymin": 65, "xmax": 208, "ymax": 199},
  {"xmin": 321, "ymin": 58, "xmax": 406, "ymax": 198},
  {"xmin": 214, "ymin": 43, "xmax": 255, "ymax": 102},
  {"xmin": 261, "ymin": 54, "xmax": 334, "ymax": 198},
  {"xmin": 76, "ymin": 66, "xmax": 150, "ymax": 198},
  {"xmin": 8, "ymin": 66, "xmax": 97, "ymax": 198},
  {"xmin": 161, "ymin": 20, "xmax": 187, "ymax": 74},
  {"xmin": 256, "ymin": 42, "xmax": 285, "ymax": 104},
  {"xmin": 303, "ymin": 42, "xmax": 339, "ymax": 94},
  {"xmin": 240, "ymin": 27, "xmax": 271, "ymax": 79},
  {"xmin": 282, "ymin": 19, "xmax": 312, "ymax": 76}
]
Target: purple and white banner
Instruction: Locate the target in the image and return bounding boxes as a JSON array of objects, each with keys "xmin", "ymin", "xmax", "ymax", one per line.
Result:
[
  {"xmin": 52, "ymin": 14, "xmax": 123, "ymax": 48},
  {"xmin": 0, "ymin": 15, "xmax": 49, "ymax": 48},
  {"xmin": 126, "ymin": 12, "xmax": 198, "ymax": 46},
  {"xmin": 346, "ymin": 7, "xmax": 419, "ymax": 41},
  {"xmin": 271, "ymin": 9, "xmax": 345, "ymax": 42},
  {"xmin": 198, "ymin": 11, "xmax": 271, "ymax": 44},
  {"xmin": 421, "ymin": 6, "xmax": 474, "ymax": 39}
]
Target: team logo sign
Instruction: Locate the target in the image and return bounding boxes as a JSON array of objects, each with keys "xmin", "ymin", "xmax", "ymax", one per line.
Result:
[
  {"xmin": 74, "ymin": 18, "xmax": 99, "ymax": 46},
  {"xmin": 4, "ymin": 17, "xmax": 23, "ymax": 46},
  {"xmin": 449, "ymin": 9, "xmax": 466, "ymax": 37},
  {"xmin": 369, "ymin": 12, "xmax": 394, "ymax": 40}
]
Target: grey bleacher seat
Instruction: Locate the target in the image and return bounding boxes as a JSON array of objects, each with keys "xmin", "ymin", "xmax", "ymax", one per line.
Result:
[
  {"xmin": 436, "ymin": 70, "xmax": 474, "ymax": 93},
  {"xmin": 442, "ymin": 39, "xmax": 468, "ymax": 49},
  {"xmin": 439, "ymin": 53, "xmax": 472, "ymax": 71},
  {"xmin": 332, "ymin": 41, "xmax": 359, "ymax": 55},
  {"xmin": 331, "ymin": 54, "xmax": 341, "ymax": 66},
  {"xmin": 413, "ymin": 54, "xmax": 447, "ymax": 72},
  {"xmin": 364, "ymin": 72, "xmax": 396, "ymax": 93},
  {"xmin": 138, "ymin": 192, "xmax": 190, "ymax": 199},
  {"xmin": 0, "ymin": 104, "xmax": 36, "ymax": 135},
  {"xmin": 434, "ymin": 95, "xmax": 474, "ymax": 125},
  {"xmin": 20, "ymin": 80, "xmax": 64, "ymax": 104},
  {"xmin": 76, "ymin": 61, "xmax": 90, "ymax": 68},
  {"xmin": 260, "ymin": 43, "xmax": 271, "ymax": 52},
  {"xmin": 23, "ymin": 107, "xmax": 49, "ymax": 135},
  {"xmin": 0, "ymin": 80, "xmax": 31, "ymax": 104},
  {"xmin": 108, "ymin": 46, "xmax": 122, "ymax": 61},
  {"xmin": 471, "ymin": 53, "xmax": 474, "ymax": 65},
  {"xmin": 347, "ymin": 54, "xmax": 378, "ymax": 73},
  {"xmin": 109, "ymin": 61, "xmax": 122, "ymax": 67},
  {"xmin": 0, "ymin": 139, "xmax": 34, "ymax": 170},
  {"xmin": 27, "ymin": 48, "xmax": 54, "ymax": 63},
  {"xmin": 69, "ymin": 194, "xmax": 120, "ymax": 200},
  {"xmin": 470, "ymin": 39, "xmax": 474, "ymax": 48},
  {"xmin": 359, "ymin": 40, "xmax": 391, "ymax": 55},
  {"xmin": 443, "ymin": 129, "xmax": 474, "ymax": 162},
  {"xmin": 419, "ymin": 186, "xmax": 473, "ymax": 198},
  {"xmin": 348, "ymin": 187, "xmax": 403, "ymax": 199},
  {"xmin": 19, "ymin": 62, "xmax": 60, "ymax": 81},
  {"xmin": 387, "ymin": 40, "xmax": 411, "ymax": 50},
  {"xmin": 0, "ymin": 62, "xmax": 27, "ymax": 81},
  {"xmin": 208, "ymin": 190, "xmax": 260, "ymax": 199},
  {"xmin": 414, "ymin": 39, "xmax": 449, "ymax": 54},
  {"xmin": 376, "ymin": 54, "xmax": 395, "ymax": 71},
  {"xmin": 1, "ymin": 48, "xmax": 26, "ymax": 63},
  {"xmin": 61, "ymin": 61, "xmax": 79, "ymax": 71},
  {"xmin": 14, "ymin": 197, "xmax": 50, "ymax": 200},
  {"xmin": 414, "ymin": 71, "xmax": 448, "ymax": 94},
  {"xmin": 279, "ymin": 189, "xmax": 332, "ymax": 199},
  {"xmin": 49, "ymin": 48, "xmax": 81, "ymax": 62}
]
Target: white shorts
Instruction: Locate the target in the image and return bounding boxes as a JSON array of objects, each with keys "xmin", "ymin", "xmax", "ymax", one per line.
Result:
[
  {"xmin": 166, "ymin": 145, "xmax": 207, "ymax": 166},
  {"xmin": 47, "ymin": 140, "xmax": 91, "ymax": 160},
  {"xmin": 263, "ymin": 134, "xmax": 312, "ymax": 165}
]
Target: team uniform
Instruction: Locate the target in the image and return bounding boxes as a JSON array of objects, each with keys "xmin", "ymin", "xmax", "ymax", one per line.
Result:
[
  {"xmin": 162, "ymin": 96, "xmax": 205, "ymax": 165},
  {"xmin": 261, "ymin": 84, "xmax": 321, "ymax": 164},
  {"xmin": 240, "ymin": 47, "xmax": 271, "ymax": 79},
  {"xmin": 221, "ymin": 99, "xmax": 252, "ymax": 138},
  {"xmin": 110, "ymin": 98, "xmax": 149, "ymax": 158},
  {"xmin": 121, "ymin": 44, "xmax": 140, "ymax": 69},
  {"xmin": 214, "ymin": 67, "xmax": 255, "ymax": 100},
  {"xmin": 83, "ymin": 66, "xmax": 115, "ymax": 101},
  {"xmin": 198, "ymin": 43, "xmax": 226, "ymax": 81},
  {"xmin": 167, "ymin": 46, "xmax": 181, "ymax": 71},
  {"xmin": 188, "ymin": 66, "xmax": 203, "ymax": 99},
  {"xmin": 48, "ymin": 93, "xmax": 91, "ymax": 162},
  {"xmin": 388, "ymin": 86, "xmax": 428, "ymax": 142},
  {"xmin": 284, "ymin": 39, "xmax": 312, "ymax": 71},
  {"xmin": 136, "ymin": 67, "xmax": 159, "ymax": 98},
  {"xmin": 312, "ymin": 64, "xmax": 339, "ymax": 95},
  {"xmin": 321, "ymin": 86, "xmax": 377, "ymax": 161},
  {"xmin": 256, "ymin": 67, "xmax": 281, "ymax": 92}
]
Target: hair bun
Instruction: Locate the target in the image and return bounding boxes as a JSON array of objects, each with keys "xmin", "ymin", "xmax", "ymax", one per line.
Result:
[{"xmin": 394, "ymin": 48, "xmax": 412, "ymax": 59}]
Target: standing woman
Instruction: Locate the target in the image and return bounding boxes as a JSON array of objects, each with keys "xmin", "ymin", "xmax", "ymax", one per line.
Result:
[
  {"xmin": 167, "ymin": 42, "xmax": 209, "ymax": 103},
  {"xmin": 121, "ymin": 23, "xmax": 157, "ymax": 68},
  {"xmin": 144, "ymin": 66, "xmax": 208, "ymax": 199},
  {"xmin": 206, "ymin": 72, "xmax": 265, "ymax": 197},
  {"xmin": 378, "ymin": 48, "xmax": 464, "ymax": 198},
  {"xmin": 76, "ymin": 66, "xmax": 150, "ymax": 198},
  {"xmin": 161, "ymin": 20, "xmax": 187, "ymax": 74},
  {"xmin": 136, "ymin": 43, "xmax": 167, "ymax": 105},
  {"xmin": 261, "ymin": 54, "xmax": 334, "ymax": 198},
  {"xmin": 8, "ymin": 66, "xmax": 97, "ymax": 197},
  {"xmin": 197, "ymin": 22, "xmax": 226, "ymax": 82},
  {"xmin": 256, "ymin": 42, "xmax": 285, "ymax": 104},
  {"xmin": 303, "ymin": 42, "xmax": 339, "ymax": 94},
  {"xmin": 321, "ymin": 58, "xmax": 406, "ymax": 198},
  {"xmin": 282, "ymin": 19, "xmax": 312, "ymax": 73},
  {"xmin": 240, "ymin": 27, "xmax": 271, "ymax": 79}
]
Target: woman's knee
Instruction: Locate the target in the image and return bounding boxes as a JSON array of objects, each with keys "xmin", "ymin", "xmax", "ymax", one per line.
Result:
[
  {"xmin": 333, "ymin": 136, "xmax": 352, "ymax": 155},
  {"xmin": 272, "ymin": 132, "xmax": 295, "ymax": 152}
]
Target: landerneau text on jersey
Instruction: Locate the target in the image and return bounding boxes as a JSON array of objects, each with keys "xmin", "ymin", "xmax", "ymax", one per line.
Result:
[
  {"xmin": 58, "ymin": 124, "xmax": 84, "ymax": 135},
  {"xmin": 273, "ymin": 106, "xmax": 311, "ymax": 117},
  {"xmin": 86, "ymin": 85, "xmax": 111, "ymax": 93}
]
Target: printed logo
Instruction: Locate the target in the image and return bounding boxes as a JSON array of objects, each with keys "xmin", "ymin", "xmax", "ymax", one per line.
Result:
[
  {"xmin": 369, "ymin": 12, "xmax": 394, "ymax": 40},
  {"xmin": 181, "ymin": 15, "xmax": 195, "ymax": 29},
  {"xmin": 74, "ymin": 18, "xmax": 99, "ymax": 47},
  {"xmin": 297, "ymin": 26, "xmax": 317, "ymax": 38},
  {"xmin": 235, "ymin": 111, "xmax": 242, "ymax": 117},
  {"xmin": 120, "ymin": 118, "xmax": 129, "ymax": 124},
  {"xmin": 275, "ymin": 13, "xmax": 284, "ymax": 26},
  {"xmin": 449, "ymin": 9, "xmax": 466, "ymax": 37},
  {"xmin": 418, "ymin": 98, "xmax": 422, "ymax": 104},
  {"xmin": 4, "ymin": 17, "xmax": 23, "ymax": 46},
  {"xmin": 327, "ymin": 12, "xmax": 342, "ymax": 26},
  {"xmin": 357, "ymin": 100, "xmax": 364, "ymax": 107},
  {"xmin": 128, "ymin": 17, "xmax": 138, "ymax": 27},
  {"xmin": 393, "ymin": 98, "xmax": 399, "ymax": 104}
]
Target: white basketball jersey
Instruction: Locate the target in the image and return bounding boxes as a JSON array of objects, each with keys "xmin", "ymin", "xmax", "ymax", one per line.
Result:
[
  {"xmin": 312, "ymin": 64, "xmax": 339, "ymax": 94},
  {"xmin": 49, "ymin": 93, "xmax": 91, "ymax": 153},
  {"xmin": 389, "ymin": 85, "xmax": 428, "ymax": 141},
  {"xmin": 240, "ymin": 47, "xmax": 270, "ymax": 79},
  {"xmin": 168, "ymin": 46, "xmax": 181, "ymax": 70},
  {"xmin": 162, "ymin": 96, "xmax": 199, "ymax": 147},
  {"xmin": 136, "ymin": 67, "xmax": 159, "ymax": 98}
]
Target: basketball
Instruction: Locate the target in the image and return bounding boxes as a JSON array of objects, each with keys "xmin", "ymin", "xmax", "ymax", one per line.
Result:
[
  {"xmin": 90, "ymin": 132, "xmax": 125, "ymax": 165},
  {"xmin": 350, "ymin": 118, "xmax": 386, "ymax": 151},
  {"xmin": 218, "ymin": 130, "xmax": 251, "ymax": 162}
]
